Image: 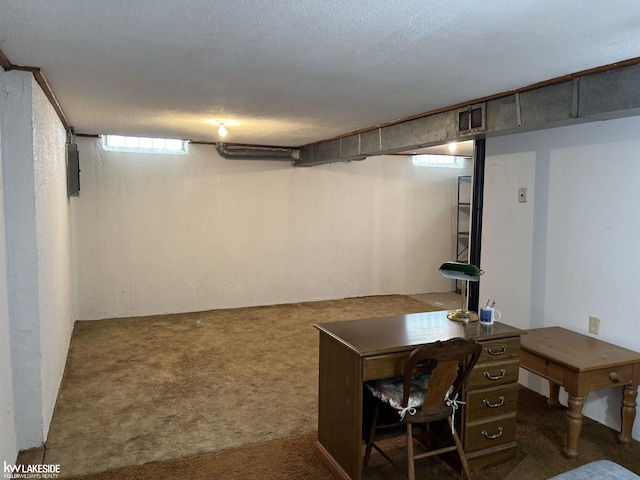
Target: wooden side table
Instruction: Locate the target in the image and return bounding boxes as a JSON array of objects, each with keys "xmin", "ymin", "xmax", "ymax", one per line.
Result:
[{"xmin": 520, "ymin": 326, "xmax": 640, "ymax": 458}]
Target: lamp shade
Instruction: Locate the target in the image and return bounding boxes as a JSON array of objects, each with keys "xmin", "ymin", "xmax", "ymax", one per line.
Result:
[{"xmin": 438, "ymin": 262, "xmax": 482, "ymax": 282}]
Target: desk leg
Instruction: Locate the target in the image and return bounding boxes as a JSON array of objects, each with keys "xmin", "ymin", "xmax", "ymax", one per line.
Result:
[
  {"xmin": 317, "ymin": 333, "xmax": 363, "ymax": 480},
  {"xmin": 548, "ymin": 381, "xmax": 561, "ymax": 408},
  {"xmin": 619, "ymin": 384, "xmax": 638, "ymax": 444},
  {"xmin": 564, "ymin": 395, "xmax": 583, "ymax": 458}
]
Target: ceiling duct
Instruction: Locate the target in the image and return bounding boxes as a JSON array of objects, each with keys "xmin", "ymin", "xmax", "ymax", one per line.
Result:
[
  {"xmin": 215, "ymin": 142, "xmax": 299, "ymax": 161},
  {"xmin": 297, "ymin": 62, "xmax": 640, "ymax": 166}
]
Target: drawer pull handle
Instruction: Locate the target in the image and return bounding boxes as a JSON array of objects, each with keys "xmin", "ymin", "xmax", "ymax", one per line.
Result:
[
  {"xmin": 484, "ymin": 345, "xmax": 507, "ymax": 356},
  {"xmin": 481, "ymin": 427, "xmax": 504, "ymax": 440},
  {"xmin": 484, "ymin": 369, "xmax": 506, "ymax": 380},
  {"xmin": 610, "ymin": 372, "xmax": 619, "ymax": 383},
  {"xmin": 483, "ymin": 396, "xmax": 505, "ymax": 408}
]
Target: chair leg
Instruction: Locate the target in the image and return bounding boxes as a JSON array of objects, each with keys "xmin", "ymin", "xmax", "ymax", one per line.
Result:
[
  {"xmin": 448, "ymin": 417, "xmax": 472, "ymax": 480},
  {"xmin": 363, "ymin": 401, "xmax": 380, "ymax": 467},
  {"xmin": 406, "ymin": 423, "xmax": 415, "ymax": 480}
]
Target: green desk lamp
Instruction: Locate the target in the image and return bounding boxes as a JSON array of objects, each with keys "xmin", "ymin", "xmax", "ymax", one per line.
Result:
[{"xmin": 438, "ymin": 261, "xmax": 483, "ymax": 322}]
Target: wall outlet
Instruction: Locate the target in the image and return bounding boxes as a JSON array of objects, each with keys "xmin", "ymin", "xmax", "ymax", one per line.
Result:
[
  {"xmin": 518, "ymin": 187, "xmax": 527, "ymax": 203},
  {"xmin": 588, "ymin": 315, "xmax": 600, "ymax": 335}
]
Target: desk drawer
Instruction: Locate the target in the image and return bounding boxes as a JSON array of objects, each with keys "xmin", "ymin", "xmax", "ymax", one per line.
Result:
[
  {"xmin": 467, "ymin": 359, "xmax": 520, "ymax": 389},
  {"xmin": 479, "ymin": 337, "xmax": 520, "ymax": 362},
  {"xmin": 465, "ymin": 385, "xmax": 518, "ymax": 423},
  {"xmin": 464, "ymin": 415, "xmax": 517, "ymax": 452},
  {"xmin": 363, "ymin": 352, "xmax": 408, "ymax": 381}
]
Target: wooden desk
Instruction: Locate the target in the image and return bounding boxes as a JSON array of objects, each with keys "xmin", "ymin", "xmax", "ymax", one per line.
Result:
[
  {"xmin": 519, "ymin": 327, "xmax": 640, "ymax": 458},
  {"xmin": 314, "ymin": 310, "xmax": 524, "ymax": 480}
]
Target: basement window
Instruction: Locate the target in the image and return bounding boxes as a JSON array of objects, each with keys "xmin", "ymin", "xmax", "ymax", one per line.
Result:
[
  {"xmin": 412, "ymin": 154, "xmax": 466, "ymax": 168},
  {"xmin": 102, "ymin": 135, "xmax": 188, "ymax": 154}
]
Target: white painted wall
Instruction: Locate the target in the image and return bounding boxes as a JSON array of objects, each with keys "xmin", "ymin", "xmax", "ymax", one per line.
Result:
[
  {"xmin": 32, "ymin": 77, "xmax": 73, "ymax": 435},
  {"xmin": 2, "ymin": 70, "xmax": 44, "ymax": 450},
  {"xmin": 71, "ymin": 140, "xmax": 469, "ymax": 320},
  {"xmin": 0, "ymin": 67, "xmax": 19, "ymax": 467},
  {"xmin": 481, "ymin": 116, "xmax": 640, "ymax": 440},
  {"xmin": 0, "ymin": 69, "xmax": 73, "ymax": 456}
]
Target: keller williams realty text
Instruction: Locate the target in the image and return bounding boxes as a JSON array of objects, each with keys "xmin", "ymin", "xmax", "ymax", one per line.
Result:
[{"xmin": 4, "ymin": 461, "xmax": 61, "ymax": 479}]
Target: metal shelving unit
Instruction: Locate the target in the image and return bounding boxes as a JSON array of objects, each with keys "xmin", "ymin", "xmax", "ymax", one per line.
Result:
[{"xmin": 455, "ymin": 175, "xmax": 472, "ymax": 293}]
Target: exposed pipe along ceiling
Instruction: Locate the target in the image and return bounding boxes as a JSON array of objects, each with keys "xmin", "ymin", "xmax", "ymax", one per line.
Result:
[{"xmin": 214, "ymin": 142, "xmax": 299, "ymax": 162}]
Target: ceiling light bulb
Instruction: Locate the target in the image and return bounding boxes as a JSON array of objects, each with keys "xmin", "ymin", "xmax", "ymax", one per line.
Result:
[
  {"xmin": 448, "ymin": 142, "xmax": 457, "ymax": 153},
  {"xmin": 218, "ymin": 123, "xmax": 227, "ymax": 137}
]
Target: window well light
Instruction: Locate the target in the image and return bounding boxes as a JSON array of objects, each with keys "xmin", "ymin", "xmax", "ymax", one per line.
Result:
[
  {"xmin": 102, "ymin": 135, "xmax": 188, "ymax": 154},
  {"xmin": 218, "ymin": 123, "xmax": 227, "ymax": 137},
  {"xmin": 412, "ymin": 154, "xmax": 465, "ymax": 168}
]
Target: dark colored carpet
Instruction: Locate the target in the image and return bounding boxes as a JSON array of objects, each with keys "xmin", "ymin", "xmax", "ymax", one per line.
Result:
[
  {"xmin": 42, "ymin": 295, "xmax": 439, "ymax": 477},
  {"xmin": 69, "ymin": 387, "xmax": 640, "ymax": 480}
]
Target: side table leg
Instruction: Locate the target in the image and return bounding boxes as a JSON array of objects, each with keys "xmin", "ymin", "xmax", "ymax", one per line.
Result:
[
  {"xmin": 548, "ymin": 381, "xmax": 561, "ymax": 408},
  {"xmin": 564, "ymin": 395, "xmax": 583, "ymax": 458},
  {"xmin": 619, "ymin": 385, "xmax": 638, "ymax": 444}
]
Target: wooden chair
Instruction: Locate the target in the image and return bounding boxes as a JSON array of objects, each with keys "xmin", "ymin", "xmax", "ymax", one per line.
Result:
[{"xmin": 363, "ymin": 337, "xmax": 482, "ymax": 480}]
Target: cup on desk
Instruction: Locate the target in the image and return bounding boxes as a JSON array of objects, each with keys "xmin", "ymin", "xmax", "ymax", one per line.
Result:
[{"xmin": 480, "ymin": 307, "xmax": 501, "ymax": 325}]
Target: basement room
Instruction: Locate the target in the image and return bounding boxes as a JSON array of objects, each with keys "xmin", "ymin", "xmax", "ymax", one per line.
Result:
[{"xmin": 1, "ymin": 2, "xmax": 639, "ymax": 480}]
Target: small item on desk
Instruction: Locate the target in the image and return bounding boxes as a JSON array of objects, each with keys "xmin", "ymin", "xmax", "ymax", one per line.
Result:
[{"xmin": 480, "ymin": 302, "xmax": 501, "ymax": 326}]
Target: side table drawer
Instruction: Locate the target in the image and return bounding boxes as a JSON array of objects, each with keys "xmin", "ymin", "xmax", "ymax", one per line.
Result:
[
  {"xmin": 465, "ymin": 384, "xmax": 518, "ymax": 423},
  {"xmin": 582, "ymin": 363, "xmax": 637, "ymax": 390},
  {"xmin": 467, "ymin": 359, "xmax": 520, "ymax": 390},
  {"xmin": 465, "ymin": 415, "xmax": 517, "ymax": 452}
]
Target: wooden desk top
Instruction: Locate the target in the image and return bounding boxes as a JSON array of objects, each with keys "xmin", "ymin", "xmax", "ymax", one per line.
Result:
[
  {"xmin": 521, "ymin": 326, "xmax": 640, "ymax": 372},
  {"xmin": 314, "ymin": 310, "xmax": 523, "ymax": 357}
]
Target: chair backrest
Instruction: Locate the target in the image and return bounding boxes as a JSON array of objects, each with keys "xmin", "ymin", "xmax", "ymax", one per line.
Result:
[{"xmin": 401, "ymin": 338, "xmax": 482, "ymax": 415}]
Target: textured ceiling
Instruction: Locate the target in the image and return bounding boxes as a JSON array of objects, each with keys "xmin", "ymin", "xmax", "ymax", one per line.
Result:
[{"xmin": 1, "ymin": 0, "xmax": 639, "ymax": 147}]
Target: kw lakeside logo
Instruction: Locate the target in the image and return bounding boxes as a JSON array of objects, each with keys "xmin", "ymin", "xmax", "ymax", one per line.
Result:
[{"xmin": 3, "ymin": 461, "xmax": 61, "ymax": 479}]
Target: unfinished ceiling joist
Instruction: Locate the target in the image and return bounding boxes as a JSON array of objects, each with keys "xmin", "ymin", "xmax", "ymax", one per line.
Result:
[{"xmin": 296, "ymin": 63, "xmax": 640, "ymax": 166}]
